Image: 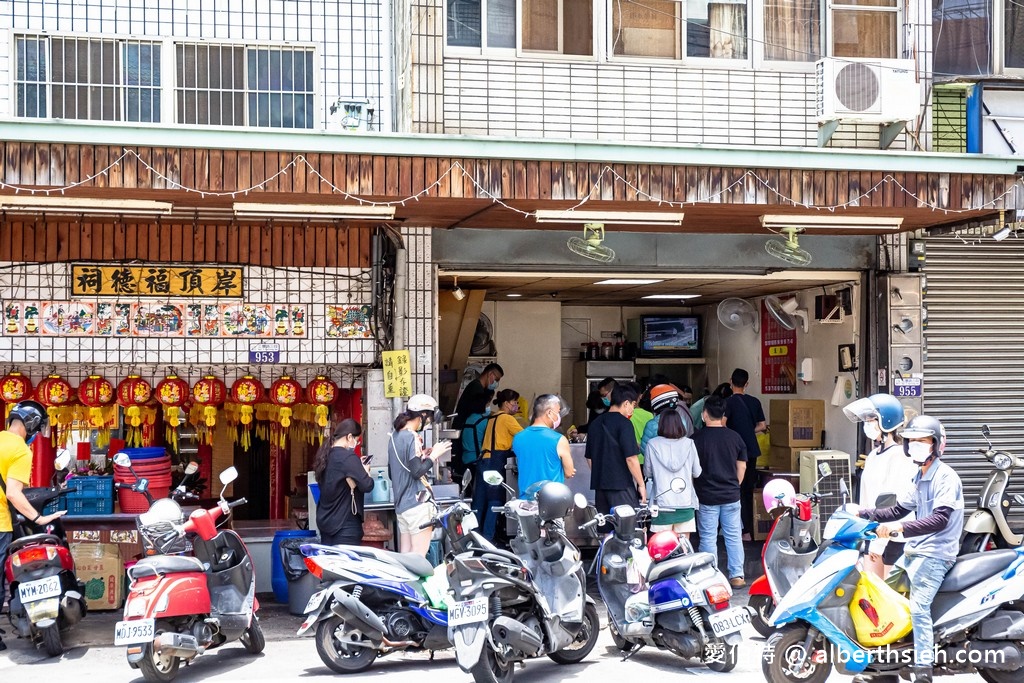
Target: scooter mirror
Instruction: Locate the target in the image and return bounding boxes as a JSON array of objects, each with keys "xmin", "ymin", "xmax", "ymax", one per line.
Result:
[
  {"xmin": 982, "ymin": 424, "xmax": 992, "ymax": 438},
  {"xmin": 573, "ymin": 493, "xmax": 588, "ymax": 509},
  {"xmin": 482, "ymin": 470, "xmax": 504, "ymax": 486},
  {"xmin": 114, "ymin": 453, "xmax": 132, "ymax": 468},
  {"xmin": 669, "ymin": 477, "xmax": 686, "ymax": 493},
  {"xmin": 54, "ymin": 449, "xmax": 72, "ymax": 470},
  {"xmin": 461, "ymin": 468, "xmax": 473, "ymax": 491},
  {"xmin": 219, "ymin": 466, "xmax": 238, "ymax": 485},
  {"xmin": 839, "ymin": 478, "xmax": 849, "ymax": 496},
  {"xmin": 874, "ymin": 493, "xmax": 897, "ymax": 508},
  {"xmin": 184, "ymin": 462, "xmax": 199, "ymax": 476},
  {"xmin": 817, "ymin": 462, "xmax": 832, "ymax": 478}
]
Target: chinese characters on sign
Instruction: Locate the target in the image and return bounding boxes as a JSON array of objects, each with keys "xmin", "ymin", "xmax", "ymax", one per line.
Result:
[
  {"xmin": 382, "ymin": 350, "xmax": 413, "ymax": 398},
  {"xmin": 761, "ymin": 300, "xmax": 797, "ymax": 394},
  {"xmin": 71, "ymin": 264, "xmax": 244, "ymax": 298}
]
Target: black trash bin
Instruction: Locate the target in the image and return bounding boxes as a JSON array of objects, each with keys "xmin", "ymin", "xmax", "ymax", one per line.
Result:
[{"xmin": 279, "ymin": 537, "xmax": 322, "ymax": 616}]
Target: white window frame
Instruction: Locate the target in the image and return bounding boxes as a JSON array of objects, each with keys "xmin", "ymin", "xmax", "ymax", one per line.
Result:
[
  {"xmin": 517, "ymin": 0, "xmax": 599, "ymax": 61},
  {"xmin": 444, "ymin": 0, "xmax": 518, "ymax": 57},
  {"xmin": 750, "ymin": 0, "xmax": 820, "ymax": 73},
  {"xmin": 994, "ymin": 0, "xmax": 1024, "ymax": 75},
  {"xmin": 606, "ymin": 0, "xmax": 685, "ymax": 63},
  {"xmin": 826, "ymin": 0, "xmax": 902, "ymax": 60}
]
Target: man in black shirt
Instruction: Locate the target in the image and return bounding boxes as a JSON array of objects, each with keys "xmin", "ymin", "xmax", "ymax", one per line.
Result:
[
  {"xmin": 451, "ymin": 363, "xmax": 503, "ymax": 478},
  {"xmin": 585, "ymin": 383, "xmax": 647, "ymax": 514},
  {"xmin": 724, "ymin": 368, "xmax": 766, "ymax": 540},
  {"xmin": 693, "ymin": 395, "xmax": 748, "ymax": 587}
]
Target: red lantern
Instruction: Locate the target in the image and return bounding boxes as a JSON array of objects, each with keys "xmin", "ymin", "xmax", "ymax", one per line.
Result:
[
  {"xmin": 193, "ymin": 375, "xmax": 227, "ymax": 429},
  {"xmin": 269, "ymin": 376, "xmax": 302, "ymax": 429},
  {"xmin": 1, "ymin": 371, "xmax": 33, "ymax": 420},
  {"xmin": 155, "ymin": 375, "xmax": 190, "ymax": 448},
  {"xmin": 306, "ymin": 375, "xmax": 338, "ymax": 428},
  {"xmin": 231, "ymin": 376, "xmax": 265, "ymax": 451},
  {"xmin": 36, "ymin": 374, "xmax": 73, "ymax": 408},
  {"xmin": 117, "ymin": 375, "xmax": 153, "ymax": 447},
  {"xmin": 78, "ymin": 374, "xmax": 114, "ymax": 428}
]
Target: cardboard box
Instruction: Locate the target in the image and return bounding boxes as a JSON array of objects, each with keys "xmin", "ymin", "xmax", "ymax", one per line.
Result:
[
  {"xmin": 769, "ymin": 446, "xmax": 807, "ymax": 472},
  {"xmin": 752, "ymin": 489, "xmax": 771, "ymax": 541},
  {"xmin": 770, "ymin": 400, "xmax": 825, "ymax": 447},
  {"xmin": 69, "ymin": 528, "xmax": 142, "ymax": 564},
  {"xmin": 70, "ymin": 542, "xmax": 124, "ymax": 611}
]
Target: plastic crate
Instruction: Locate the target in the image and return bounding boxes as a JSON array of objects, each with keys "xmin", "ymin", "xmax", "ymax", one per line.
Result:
[
  {"xmin": 66, "ymin": 494, "xmax": 114, "ymax": 516},
  {"xmin": 43, "ymin": 497, "xmax": 67, "ymax": 515},
  {"xmin": 70, "ymin": 476, "xmax": 114, "ymax": 497}
]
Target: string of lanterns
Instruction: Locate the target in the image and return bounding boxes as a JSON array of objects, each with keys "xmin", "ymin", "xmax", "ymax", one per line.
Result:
[{"xmin": 0, "ymin": 370, "xmax": 341, "ymax": 451}]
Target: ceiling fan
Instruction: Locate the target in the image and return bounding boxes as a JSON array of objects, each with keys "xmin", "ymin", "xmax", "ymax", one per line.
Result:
[
  {"xmin": 567, "ymin": 223, "xmax": 616, "ymax": 263},
  {"xmin": 766, "ymin": 227, "xmax": 812, "ymax": 266}
]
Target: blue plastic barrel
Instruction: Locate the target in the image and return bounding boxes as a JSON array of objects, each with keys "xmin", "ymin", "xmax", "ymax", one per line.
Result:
[
  {"xmin": 272, "ymin": 529, "xmax": 316, "ymax": 603},
  {"xmin": 120, "ymin": 447, "xmax": 168, "ymax": 460}
]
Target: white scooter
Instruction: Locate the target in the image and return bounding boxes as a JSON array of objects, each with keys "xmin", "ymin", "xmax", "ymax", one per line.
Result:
[{"xmin": 762, "ymin": 481, "xmax": 1024, "ymax": 683}]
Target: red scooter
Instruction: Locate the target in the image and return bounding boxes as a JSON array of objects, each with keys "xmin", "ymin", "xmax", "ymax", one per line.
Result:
[{"xmin": 114, "ymin": 460, "xmax": 264, "ymax": 682}]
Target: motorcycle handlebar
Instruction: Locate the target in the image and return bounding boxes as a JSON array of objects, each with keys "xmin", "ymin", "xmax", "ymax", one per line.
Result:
[{"xmin": 228, "ymin": 497, "xmax": 247, "ymax": 509}]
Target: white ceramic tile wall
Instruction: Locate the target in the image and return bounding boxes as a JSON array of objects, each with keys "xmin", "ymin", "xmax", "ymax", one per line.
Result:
[{"xmin": 0, "ymin": 0, "xmax": 392, "ymax": 131}]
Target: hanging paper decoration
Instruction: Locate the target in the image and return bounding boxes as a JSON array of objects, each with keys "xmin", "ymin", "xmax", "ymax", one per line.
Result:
[
  {"xmin": 1, "ymin": 371, "xmax": 33, "ymax": 421},
  {"xmin": 269, "ymin": 375, "xmax": 302, "ymax": 447},
  {"xmin": 77, "ymin": 374, "xmax": 116, "ymax": 448},
  {"xmin": 306, "ymin": 375, "xmax": 338, "ymax": 432},
  {"xmin": 36, "ymin": 374, "xmax": 74, "ymax": 446},
  {"xmin": 231, "ymin": 376, "xmax": 265, "ymax": 451},
  {"xmin": 192, "ymin": 375, "xmax": 227, "ymax": 444},
  {"xmin": 117, "ymin": 375, "xmax": 152, "ymax": 448},
  {"xmin": 155, "ymin": 375, "xmax": 190, "ymax": 450}
]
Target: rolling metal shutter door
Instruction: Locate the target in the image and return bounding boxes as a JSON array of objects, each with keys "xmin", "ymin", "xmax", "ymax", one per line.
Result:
[{"xmin": 923, "ymin": 235, "xmax": 1024, "ymax": 521}]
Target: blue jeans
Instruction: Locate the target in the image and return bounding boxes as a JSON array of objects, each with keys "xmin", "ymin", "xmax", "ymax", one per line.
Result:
[
  {"xmin": 473, "ymin": 451, "xmax": 509, "ymax": 541},
  {"xmin": 895, "ymin": 554, "xmax": 955, "ymax": 667},
  {"xmin": 696, "ymin": 501, "xmax": 745, "ymax": 580}
]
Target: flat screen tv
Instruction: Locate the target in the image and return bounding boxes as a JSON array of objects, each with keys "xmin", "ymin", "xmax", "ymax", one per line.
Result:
[{"xmin": 639, "ymin": 315, "xmax": 702, "ymax": 358}]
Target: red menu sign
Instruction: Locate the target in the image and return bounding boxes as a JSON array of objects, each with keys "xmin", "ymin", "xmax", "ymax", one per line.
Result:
[{"xmin": 761, "ymin": 301, "xmax": 797, "ymax": 394}]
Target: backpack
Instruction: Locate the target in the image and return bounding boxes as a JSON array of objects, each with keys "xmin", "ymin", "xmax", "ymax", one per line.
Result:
[{"xmin": 463, "ymin": 413, "xmax": 498, "ymax": 465}]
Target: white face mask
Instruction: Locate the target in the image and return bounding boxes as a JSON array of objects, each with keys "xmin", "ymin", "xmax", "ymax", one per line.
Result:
[
  {"xmin": 863, "ymin": 421, "xmax": 882, "ymax": 441},
  {"xmin": 551, "ymin": 412, "xmax": 561, "ymax": 430},
  {"xmin": 907, "ymin": 441, "xmax": 933, "ymax": 464}
]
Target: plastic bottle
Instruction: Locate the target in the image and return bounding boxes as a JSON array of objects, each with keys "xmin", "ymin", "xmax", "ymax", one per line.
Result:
[{"xmin": 372, "ymin": 471, "xmax": 392, "ymax": 503}]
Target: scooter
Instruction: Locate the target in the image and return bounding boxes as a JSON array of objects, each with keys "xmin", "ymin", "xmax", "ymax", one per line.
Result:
[
  {"xmin": 961, "ymin": 424, "xmax": 1024, "ymax": 554},
  {"xmin": 297, "ymin": 496, "xmax": 478, "ymax": 673},
  {"xmin": 762, "ymin": 481, "xmax": 1024, "ymax": 683},
  {"xmin": 584, "ymin": 478, "xmax": 746, "ymax": 672},
  {"xmin": 447, "ymin": 472, "xmax": 600, "ymax": 683},
  {"xmin": 115, "ymin": 459, "xmax": 263, "ymax": 683},
  {"xmin": 4, "ymin": 451, "xmax": 87, "ymax": 656}
]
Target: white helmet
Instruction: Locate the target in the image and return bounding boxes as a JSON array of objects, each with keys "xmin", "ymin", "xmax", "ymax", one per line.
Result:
[{"xmin": 407, "ymin": 394, "xmax": 442, "ymax": 424}]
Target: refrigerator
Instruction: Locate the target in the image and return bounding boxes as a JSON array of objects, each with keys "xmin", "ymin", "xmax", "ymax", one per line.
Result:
[{"xmin": 572, "ymin": 360, "xmax": 635, "ymax": 427}]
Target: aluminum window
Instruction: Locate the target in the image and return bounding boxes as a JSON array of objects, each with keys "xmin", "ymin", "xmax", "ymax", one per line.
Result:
[
  {"xmin": 831, "ymin": 0, "xmax": 899, "ymax": 59},
  {"xmin": 447, "ymin": 0, "xmax": 517, "ymax": 49},
  {"xmin": 522, "ymin": 0, "xmax": 594, "ymax": 55}
]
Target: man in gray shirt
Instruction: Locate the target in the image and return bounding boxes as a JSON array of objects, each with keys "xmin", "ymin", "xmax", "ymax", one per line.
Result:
[{"xmin": 858, "ymin": 415, "xmax": 964, "ymax": 683}]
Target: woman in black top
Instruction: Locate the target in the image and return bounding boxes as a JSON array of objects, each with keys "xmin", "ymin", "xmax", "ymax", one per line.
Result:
[{"xmin": 314, "ymin": 418, "xmax": 374, "ymax": 546}]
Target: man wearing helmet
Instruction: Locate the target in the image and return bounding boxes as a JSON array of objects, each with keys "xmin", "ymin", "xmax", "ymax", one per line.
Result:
[
  {"xmin": 843, "ymin": 393, "xmax": 918, "ymax": 578},
  {"xmin": 1, "ymin": 400, "xmax": 66, "ymax": 651},
  {"xmin": 857, "ymin": 415, "xmax": 964, "ymax": 683}
]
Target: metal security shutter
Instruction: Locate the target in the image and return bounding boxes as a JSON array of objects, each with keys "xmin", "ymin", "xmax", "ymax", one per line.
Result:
[{"xmin": 923, "ymin": 235, "xmax": 1024, "ymax": 521}]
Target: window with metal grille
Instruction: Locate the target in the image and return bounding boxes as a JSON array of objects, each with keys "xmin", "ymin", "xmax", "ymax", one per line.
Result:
[
  {"xmin": 14, "ymin": 35, "xmax": 161, "ymax": 122},
  {"xmin": 176, "ymin": 43, "xmax": 314, "ymax": 129}
]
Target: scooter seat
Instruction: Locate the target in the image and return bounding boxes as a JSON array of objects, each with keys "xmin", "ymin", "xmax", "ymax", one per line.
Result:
[
  {"xmin": 130, "ymin": 555, "xmax": 206, "ymax": 578},
  {"xmin": 939, "ymin": 550, "xmax": 1018, "ymax": 593},
  {"xmin": 646, "ymin": 551, "xmax": 717, "ymax": 584},
  {"xmin": 341, "ymin": 545, "xmax": 435, "ymax": 577},
  {"xmin": 8, "ymin": 533, "xmax": 63, "ymax": 553}
]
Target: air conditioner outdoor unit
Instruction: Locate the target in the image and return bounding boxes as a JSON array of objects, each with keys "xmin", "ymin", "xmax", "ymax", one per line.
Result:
[
  {"xmin": 799, "ymin": 449, "xmax": 853, "ymax": 541},
  {"xmin": 816, "ymin": 58, "xmax": 919, "ymax": 123}
]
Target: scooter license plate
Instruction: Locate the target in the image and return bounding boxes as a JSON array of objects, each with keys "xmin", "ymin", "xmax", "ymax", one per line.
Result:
[
  {"xmin": 18, "ymin": 575, "xmax": 62, "ymax": 603},
  {"xmin": 705, "ymin": 607, "xmax": 751, "ymax": 637},
  {"xmin": 114, "ymin": 618, "xmax": 155, "ymax": 646},
  {"xmin": 448, "ymin": 597, "xmax": 488, "ymax": 626},
  {"xmin": 304, "ymin": 589, "xmax": 328, "ymax": 614}
]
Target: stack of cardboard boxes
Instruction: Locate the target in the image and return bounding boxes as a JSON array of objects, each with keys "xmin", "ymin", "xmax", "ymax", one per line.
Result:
[
  {"xmin": 753, "ymin": 399, "xmax": 826, "ymax": 540},
  {"xmin": 69, "ymin": 529, "xmax": 143, "ymax": 611}
]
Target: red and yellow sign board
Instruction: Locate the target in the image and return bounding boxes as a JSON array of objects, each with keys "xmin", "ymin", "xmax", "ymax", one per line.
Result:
[{"xmin": 71, "ymin": 264, "xmax": 243, "ymax": 298}]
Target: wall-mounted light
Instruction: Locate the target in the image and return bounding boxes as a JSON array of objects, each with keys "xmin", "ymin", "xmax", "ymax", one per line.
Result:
[
  {"xmin": 535, "ymin": 210, "xmax": 685, "ymax": 226},
  {"xmin": 760, "ymin": 214, "xmax": 903, "ymax": 231},
  {"xmin": 452, "ymin": 276, "xmax": 466, "ymax": 301},
  {"xmin": 232, "ymin": 202, "xmax": 395, "ymax": 220},
  {"xmin": 0, "ymin": 196, "xmax": 173, "ymax": 216}
]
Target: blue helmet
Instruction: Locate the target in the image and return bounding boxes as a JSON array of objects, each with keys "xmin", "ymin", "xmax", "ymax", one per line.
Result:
[{"xmin": 843, "ymin": 394, "xmax": 906, "ymax": 433}]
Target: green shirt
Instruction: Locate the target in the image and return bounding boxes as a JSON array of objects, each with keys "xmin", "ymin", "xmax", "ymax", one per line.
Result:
[{"xmin": 630, "ymin": 408, "xmax": 654, "ymax": 464}]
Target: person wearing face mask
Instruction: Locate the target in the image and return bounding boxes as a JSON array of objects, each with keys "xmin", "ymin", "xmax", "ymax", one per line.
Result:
[
  {"xmin": 856, "ymin": 415, "xmax": 964, "ymax": 683},
  {"xmin": 450, "ymin": 363, "xmax": 504, "ymax": 479},
  {"xmin": 475, "ymin": 389, "xmax": 524, "ymax": 542},
  {"xmin": 585, "ymin": 382, "xmax": 647, "ymax": 515},
  {"xmin": 512, "ymin": 394, "xmax": 576, "ymax": 497},
  {"xmin": 843, "ymin": 393, "xmax": 917, "ymax": 579},
  {"xmin": 313, "ymin": 418, "xmax": 374, "ymax": 546}
]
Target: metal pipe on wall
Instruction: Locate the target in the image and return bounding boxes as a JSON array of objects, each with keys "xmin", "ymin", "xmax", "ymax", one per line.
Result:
[{"xmin": 391, "ymin": 244, "xmax": 408, "ymax": 421}]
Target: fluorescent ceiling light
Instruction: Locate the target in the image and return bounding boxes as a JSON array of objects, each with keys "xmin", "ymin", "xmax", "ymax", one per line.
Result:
[
  {"xmin": 594, "ymin": 278, "xmax": 664, "ymax": 285},
  {"xmin": 506, "ymin": 293, "xmax": 523, "ymax": 297},
  {"xmin": 642, "ymin": 294, "xmax": 701, "ymax": 300},
  {"xmin": 760, "ymin": 214, "xmax": 903, "ymax": 231},
  {"xmin": 993, "ymin": 226, "xmax": 1012, "ymax": 241},
  {"xmin": 233, "ymin": 202, "xmax": 396, "ymax": 220},
  {"xmin": 535, "ymin": 210, "xmax": 685, "ymax": 226},
  {"xmin": 0, "ymin": 196, "xmax": 173, "ymax": 216}
]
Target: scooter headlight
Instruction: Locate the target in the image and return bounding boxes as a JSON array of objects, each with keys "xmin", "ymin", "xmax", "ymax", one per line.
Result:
[{"xmin": 994, "ymin": 452, "xmax": 1013, "ymax": 471}]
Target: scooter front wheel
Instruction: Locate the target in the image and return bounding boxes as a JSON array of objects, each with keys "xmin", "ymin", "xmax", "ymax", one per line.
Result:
[
  {"xmin": 40, "ymin": 623, "xmax": 63, "ymax": 657},
  {"xmin": 548, "ymin": 602, "xmax": 600, "ymax": 665},
  {"xmin": 315, "ymin": 615, "xmax": 377, "ymax": 674},
  {"xmin": 609, "ymin": 619, "xmax": 635, "ymax": 652},
  {"xmin": 748, "ymin": 593, "xmax": 775, "ymax": 637},
  {"xmin": 762, "ymin": 625, "xmax": 831, "ymax": 683},
  {"xmin": 138, "ymin": 643, "xmax": 181, "ymax": 683},
  {"xmin": 241, "ymin": 618, "xmax": 265, "ymax": 654}
]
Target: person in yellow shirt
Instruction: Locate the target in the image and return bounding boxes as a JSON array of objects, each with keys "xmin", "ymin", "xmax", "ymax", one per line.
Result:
[
  {"xmin": 475, "ymin": 389, "xmax": 523, "ymax": 542},
  {"xmin": 1, "ymin": 400, "xmax": 65, "ymax": 651}
]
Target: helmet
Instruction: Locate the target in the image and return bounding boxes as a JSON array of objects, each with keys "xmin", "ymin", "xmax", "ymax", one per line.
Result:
[
  {"xmin": 535, "ymin": 481, "xmax": 573, "ymax": 521},
  {"xmin": 649, "ymin": 384, "xmax": 680, "ymax": 414},
  {"xmin": 7, "ymin": 400, "xmax": 49, "ymax": 443},
  {"xmin": 648, "ymin": 530, "xmax": 685, "ymax": 562},
  {"xmin": 843, "ymin": 394, "xmax": 906, "ymax": 433},
  {"xmin": 407, "ymin": 394, "xmax": 442, "ymax": 424},
  {"xmin": 763, "ymin": 478, "xmax": 797, "ymax": 513},
  {"xmin": 900, "ymin": 415, "xmax": 946, "ymax": 459}
]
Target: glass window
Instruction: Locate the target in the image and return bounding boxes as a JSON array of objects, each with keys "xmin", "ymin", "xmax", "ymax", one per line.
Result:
[
  {"xmin": 1006, "ymin": 0, "xmax": 1024, "ymax": 69},
  {"xmin": 446, "ymin": 0, "xmax": 516, "ymax": 49},
  {"xmin": 764, "ymin": 0, "xmax": 820, "ymax": 61},
  {"xmin": 247, "ymin": 47, "xmax": 315, "ymax": 128},
  {"xmin": 124, "ymin": 41, "xmax": 161, "ymax": 122},
  {"xmin": 613, "ymin": 0, "xmax": 682, "ymax": 59},
  {"xmin": 51, "ymin": 38, "xmax": 121, "ymax": 121},
  {"xmin": 932, "ymin": 0, "xmax": 989, "ymax": 75},
  {"xmin": 176, "ymin": 43, "xmax": 245, "ymax": 126},
  {"xmin": 687, "ymin": 0, "xmax": 747, "ymax": 59},
  {"xmin": 831, "ymin": 0, "xmax": 898, "ymax": 59},
  {"xmin": 522, "ymin": 0, "xmax": 593, "ymax": 55},
  {"xmin": 15, "ymin": 36, "xmax": 47, "ymax": 118}
]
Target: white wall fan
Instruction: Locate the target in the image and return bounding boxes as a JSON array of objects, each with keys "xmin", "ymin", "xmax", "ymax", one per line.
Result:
[
  {"xmin": 764, "ymin": 294, "xmax": 809, "ymax": 333},
  {"xmin": 766, "ymin": 227, "xmax": 812, "ymax": 266},
  {"xmin": 567, "ymin": 223, "xmax": 616, "ymax": 263},
  {"xmin": 717, "ymin": 298, "xmax": 760, "ymax": 333}
]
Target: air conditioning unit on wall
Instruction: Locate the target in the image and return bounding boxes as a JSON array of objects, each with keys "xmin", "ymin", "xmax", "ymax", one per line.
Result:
[{"xmin": 816, "ymin": 58, "xmax": 920, "ymax": 123}]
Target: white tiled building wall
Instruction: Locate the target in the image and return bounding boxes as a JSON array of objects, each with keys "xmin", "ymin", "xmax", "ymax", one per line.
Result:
[{"xmin": 0, "ymin": 0, "xmax": 392, "ymax": 131}]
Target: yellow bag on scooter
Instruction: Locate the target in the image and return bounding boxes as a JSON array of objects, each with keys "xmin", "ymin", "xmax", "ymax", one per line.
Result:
[{"xmin": 849, "ymin": 570, "xmax": 913, "ymax": 646}]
